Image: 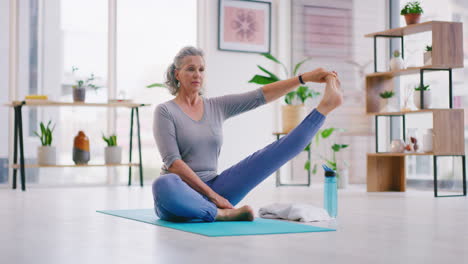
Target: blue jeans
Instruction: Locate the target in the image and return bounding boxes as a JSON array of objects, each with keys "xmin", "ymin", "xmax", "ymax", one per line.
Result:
[{"xmin": 152, "ymin": 109, "xmax": 326, "ymax": 222}]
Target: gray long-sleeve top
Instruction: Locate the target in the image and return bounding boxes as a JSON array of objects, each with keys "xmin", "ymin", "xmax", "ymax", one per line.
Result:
[{"xmin": 153, "ymin": 87, "xmax": 267, "ymax": 182}]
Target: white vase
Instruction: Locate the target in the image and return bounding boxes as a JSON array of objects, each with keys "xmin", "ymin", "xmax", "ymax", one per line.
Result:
[
  {"xmin": 37, "ymin": 146, "xmax": 56, "ymax": 165},
  {"xmin": 423, "ymin": 129, "xmax": 434, "ymax": 152},
  {"xmin": 337, "ymin": 168, "xmax": 349, "ymax": 189},
  {"xmin": 380, "ymin": 97, "xmax": 398, "ymax": 113},
  {"xmin": 105, "ymin": 146, "xmax": 122, "ymax": 164},
  {"xmin": 390, "ymin": 57, "xmax": 405, "ymax": 71},
  {"xmin": 413, "ymin": 90, "xmax": 432, "ymax": 109},
  {"xmin": 424, "ymin": 51, "xmax": 432, "ymax": 66}
]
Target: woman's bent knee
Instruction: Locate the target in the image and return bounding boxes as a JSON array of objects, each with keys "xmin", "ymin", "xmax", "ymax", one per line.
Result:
[{"xmin": 152, "ymin": 173, "xmax": 182, "ymax": 196}]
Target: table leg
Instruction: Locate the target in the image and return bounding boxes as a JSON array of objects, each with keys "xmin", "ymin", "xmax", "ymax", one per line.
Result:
[
  {"xmin": 12, "ymin": 107, "xmax": 18, "ymax": 189},
  {"xmin": 17, "ymin": 105, "xmax": 26, "ymax": 191},
  {"xmin": 128, "ymin": 108, "xmax": 134, "ymax": 186},
  {"xmin": 136, "ymin": 107, "xmax": 143, "ymax": 187}
]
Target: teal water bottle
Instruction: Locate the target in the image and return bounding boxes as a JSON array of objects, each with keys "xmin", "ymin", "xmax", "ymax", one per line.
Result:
[{"xmin": 323, "ymin": 165, "xmax": 337, "ymax": 218}]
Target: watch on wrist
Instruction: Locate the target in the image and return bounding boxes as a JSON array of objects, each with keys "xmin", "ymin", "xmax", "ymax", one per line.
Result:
[{"xmin": 298, "ymin": 74, "xmax": 305, "ymax": 85}]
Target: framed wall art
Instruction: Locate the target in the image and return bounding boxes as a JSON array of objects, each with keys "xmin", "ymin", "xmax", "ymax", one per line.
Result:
[{"xmin": 218, "ymin": 0, "xmax": 271, "ymax": 53}]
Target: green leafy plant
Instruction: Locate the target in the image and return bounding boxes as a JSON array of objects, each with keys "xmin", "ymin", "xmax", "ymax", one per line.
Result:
[
  {"xmin": 303, "ymin": 127, "xmax": 349, "ymax": 176},
  {"xmin": 147, "ymin": 82, "xmax": 165, "ymax": 88},
  {"xmin": 326, "ymin": 144, "xmax": 349, "ymax": 172},
  {"xmin": 400, "ymin": 1, "xmax": 423, "ymax": 15},
  {"xmin": 393, "ymin": 50, "xmax": 401, "ymax": 58},
  {"xmin": 248, "ymin": 53, "xmax": 320, "ymax": 105},
  {"xmin": 415, "ymin": 84, "xmax": 430, "ymax": 91},
  {"xmin": 72, "ymin": 66, "xmax": 100, "ymax": 90},
  {"xmin": 425, "ymin": 45, "xmax": 432, "ymax": 52},
  {"xmin": 379, "ymin": 90, "xmax": 396, "ymax": 99},
  {"xmin": 34, "ymin": 121, "xmax": 55, "ymax": 146},
  {"xmin": 102, "ymin": 134, "xmax": 118, "ymax": 147}
]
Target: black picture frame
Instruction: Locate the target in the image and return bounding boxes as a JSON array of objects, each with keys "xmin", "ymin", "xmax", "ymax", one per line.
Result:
[{"xmin": 218, "ymin": 0, "xmax": 271, "ymax": 53}]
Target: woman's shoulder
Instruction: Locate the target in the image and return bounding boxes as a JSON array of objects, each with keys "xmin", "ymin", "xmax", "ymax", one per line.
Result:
[{"xmin": 154, "ymin": 100, "xmax": 176, "ymax": 117}]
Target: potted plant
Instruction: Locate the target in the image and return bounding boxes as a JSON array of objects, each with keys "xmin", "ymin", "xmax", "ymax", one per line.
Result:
[
  {"xmin": 379, "ymin": 90, "xmax": 396, "ymax": 112},
  {"xmin": 424, "ymin": 45, "xmax": 432, "ymax": 65},
  {"xmin": 413, "ymin": 84, "xmax": 431, "ymax": 109},
  {"xmin": 305, "ymin": 127, "xmax": 349, "ymax": 188},
  {"xmin": 328, "ymin": 143, "xmax": 349, "ymax": 189},
  {"xmin": 248, "ymin": 54, "xmax": 320, "ymax": 133},
  {"xmin": 400, "ymin": 1, "xmax": 423, "ymax": 25},
  {"xmin": 71, "ymin": 66, "xmax": 100, "ymax": 102},
  {"xmin": 34, "ymin": 121, "xmax": 56, "ymax": 165},
  {"xmin": 102, "ymin": 134, "xmax": 122, "ymax": 164},
  {"xmin": 390, "ymin": 50, "xmax": 405, "ymax": 71}
]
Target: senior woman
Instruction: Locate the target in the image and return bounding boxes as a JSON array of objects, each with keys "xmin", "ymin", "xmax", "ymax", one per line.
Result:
[{"xmin": 153, "ymin": 46, "xmax": 343, "ymax": 222}]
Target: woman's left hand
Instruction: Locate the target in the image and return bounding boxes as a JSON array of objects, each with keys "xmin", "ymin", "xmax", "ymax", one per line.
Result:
[{"xmin": 302, "ymin": 68, "xmax": 337, "ymax": 83}]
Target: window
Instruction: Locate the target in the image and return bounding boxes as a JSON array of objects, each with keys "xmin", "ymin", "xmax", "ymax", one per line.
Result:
[
  {"xmin": 0, "ymin": 0, "xmax": 10, "ymax": 184},
  {"xmin": 4, "ymin": 0, "xmax": 197, "ymax": 186},
  {"xmin": 116, "ymin": 0, "xmax": 197, "ymax": 181}
]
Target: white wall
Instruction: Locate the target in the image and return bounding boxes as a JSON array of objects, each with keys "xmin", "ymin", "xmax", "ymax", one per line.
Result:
[
  {"xmin": 0, "ymin": 0, "xmax": 9, "ymax": 184},
  {"xmin": 198, "ymin": 0, "xmax": 285, "ymax": 180},
  {"xmin": 0, "ymin": 0, "xmax": 9, "ymax": 156},
  {"xmin": 197, "ymin": 0, "xmax": 387, "ymax": 184}
]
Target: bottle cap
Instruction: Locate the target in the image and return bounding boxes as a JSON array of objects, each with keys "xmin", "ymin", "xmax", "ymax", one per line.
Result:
[{"xmin": 322, "ymin": 164, "xmax": 336, "ymax": 177}]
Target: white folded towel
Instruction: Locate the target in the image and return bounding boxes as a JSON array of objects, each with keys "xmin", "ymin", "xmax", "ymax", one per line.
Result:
[{"xmin": 258, "ymin": 203, "xmax": 331, "ymax": 222}]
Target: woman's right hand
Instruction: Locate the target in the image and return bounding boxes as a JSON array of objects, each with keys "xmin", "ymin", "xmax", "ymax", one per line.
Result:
[
  {"xmin": 209, "ymin": 193, "xmax": 234, "ymax": 209},
  {"xmin": 302, "ymin": 68, "xmax": 337, "ymax": 83}
]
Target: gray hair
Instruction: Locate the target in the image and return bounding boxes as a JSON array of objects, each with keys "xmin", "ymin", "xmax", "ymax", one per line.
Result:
[{"xmin": 165, "ymin": 46, "xmax": 205, "ymax": 95}]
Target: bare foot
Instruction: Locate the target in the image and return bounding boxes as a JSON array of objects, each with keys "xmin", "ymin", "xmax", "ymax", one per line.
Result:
[
  {"xmin": 215, "ymin": 205, "xmax": 254, "ymax": 221},
  {"xmin": 316, "ymin": 76, "xmax": 343, "ymax": 116}
]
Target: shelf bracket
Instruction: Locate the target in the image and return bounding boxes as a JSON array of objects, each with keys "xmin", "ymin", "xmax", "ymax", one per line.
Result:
[
  {"xmin": 419, "ymin": 68, "xmax": 454, "ymax": 109},
  {"xmin": 373, "ymin": 35, "xmax": 404, "ymax": 72},
  {"xmin": 433, "ymin": 155, "xmax": 467, "ymax": 197}
]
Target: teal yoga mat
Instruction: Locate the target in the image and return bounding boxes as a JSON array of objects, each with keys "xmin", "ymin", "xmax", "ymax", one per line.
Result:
[{"xmin": 97, "ymin": 209, "xmax": 336, "ymax": 237}]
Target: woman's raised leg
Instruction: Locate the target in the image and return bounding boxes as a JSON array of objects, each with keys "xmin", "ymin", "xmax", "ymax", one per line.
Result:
[{"xmin": 210, "ymin": 76, "xmax": 343, "ymax": 206}]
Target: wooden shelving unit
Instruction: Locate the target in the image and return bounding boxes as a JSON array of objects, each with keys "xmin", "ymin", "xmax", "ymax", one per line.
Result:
[
  {"xmin": 364, "ymin": 21, "xmax": 466, "ymax": 197},
  {"xmin": 6, "ymin": 100, "xmax": 150, "ymax": 191}
]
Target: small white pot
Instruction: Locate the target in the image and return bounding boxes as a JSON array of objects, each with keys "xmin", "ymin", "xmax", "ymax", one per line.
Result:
[
  {"xmin": 424, "ymin": 51, "xmax": 432, "ymax": 66},
  {"xmin": 390, "ymin": 57, "xmax": 405, "ymax": 71},
  {"xmin": 413, "ymin": 90, "xmax": 432, "ymax": 109},
  {"xmin": 423, "ymin": 129, "xmax": 434, "ymax": 152},
  {"xmin": 380, "ymin": 97, "xmax": 398, "ymax": 112},
  {"xmin": 337, "ymin": 168, "xmax": 349, "ymax": 189},
  {"xmin": 37, "ymin": 146, "xmax": 56, "ymax": 165},
  {"xmin": 105, "ymin": 146, "xmax": 122, "ymax": 164}
]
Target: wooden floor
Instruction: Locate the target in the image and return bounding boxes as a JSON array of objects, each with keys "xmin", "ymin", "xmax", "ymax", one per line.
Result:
[{"xmin": 1, "ymin": 181, "xmax": 467, "ymax": 264}]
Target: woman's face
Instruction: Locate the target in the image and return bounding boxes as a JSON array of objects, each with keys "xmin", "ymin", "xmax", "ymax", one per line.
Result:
[{"xmin": 176, "ymin": 55, "xmax": 205, "ymax": 94}]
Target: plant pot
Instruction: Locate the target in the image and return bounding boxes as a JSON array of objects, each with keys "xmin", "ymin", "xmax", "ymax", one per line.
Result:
[
  {"xmin": 73, "ymin": 88, "xmax": 86, "ymax": 102},
  {"xmin": 337, "ymin": 168, "xmax": 348, "ymax": 189},
  {"xmin": 413, "ymin": 90, "xmax": 432, "ymax": 109},
  {"xmin": 424, "ymin": 51, "xmax": 432, "ymax": 66},
  {"xmin": 37, "ymin": 146, "xmax": 56, "ymax": 165},
  {"xmin": 390, "ymin": 57, "xmax": 405, "ymax": 71},
  {"xmin": 105, "ymin": 146, "xmax": 122, "ymax": 164},
  {"xmin": 380, "ymin": 97, "xmax": 398, "ymax": 113},
  {"xmin": 404, "ymin": 13, "xmax": 421, "ymax": 25},
  {"xmin": 282, "ymin": 104, "xmax": 306, "ymax": 133},
  {"xmin": 423, "ymin": 128, "xmax": 433, "ymax": 152}
]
